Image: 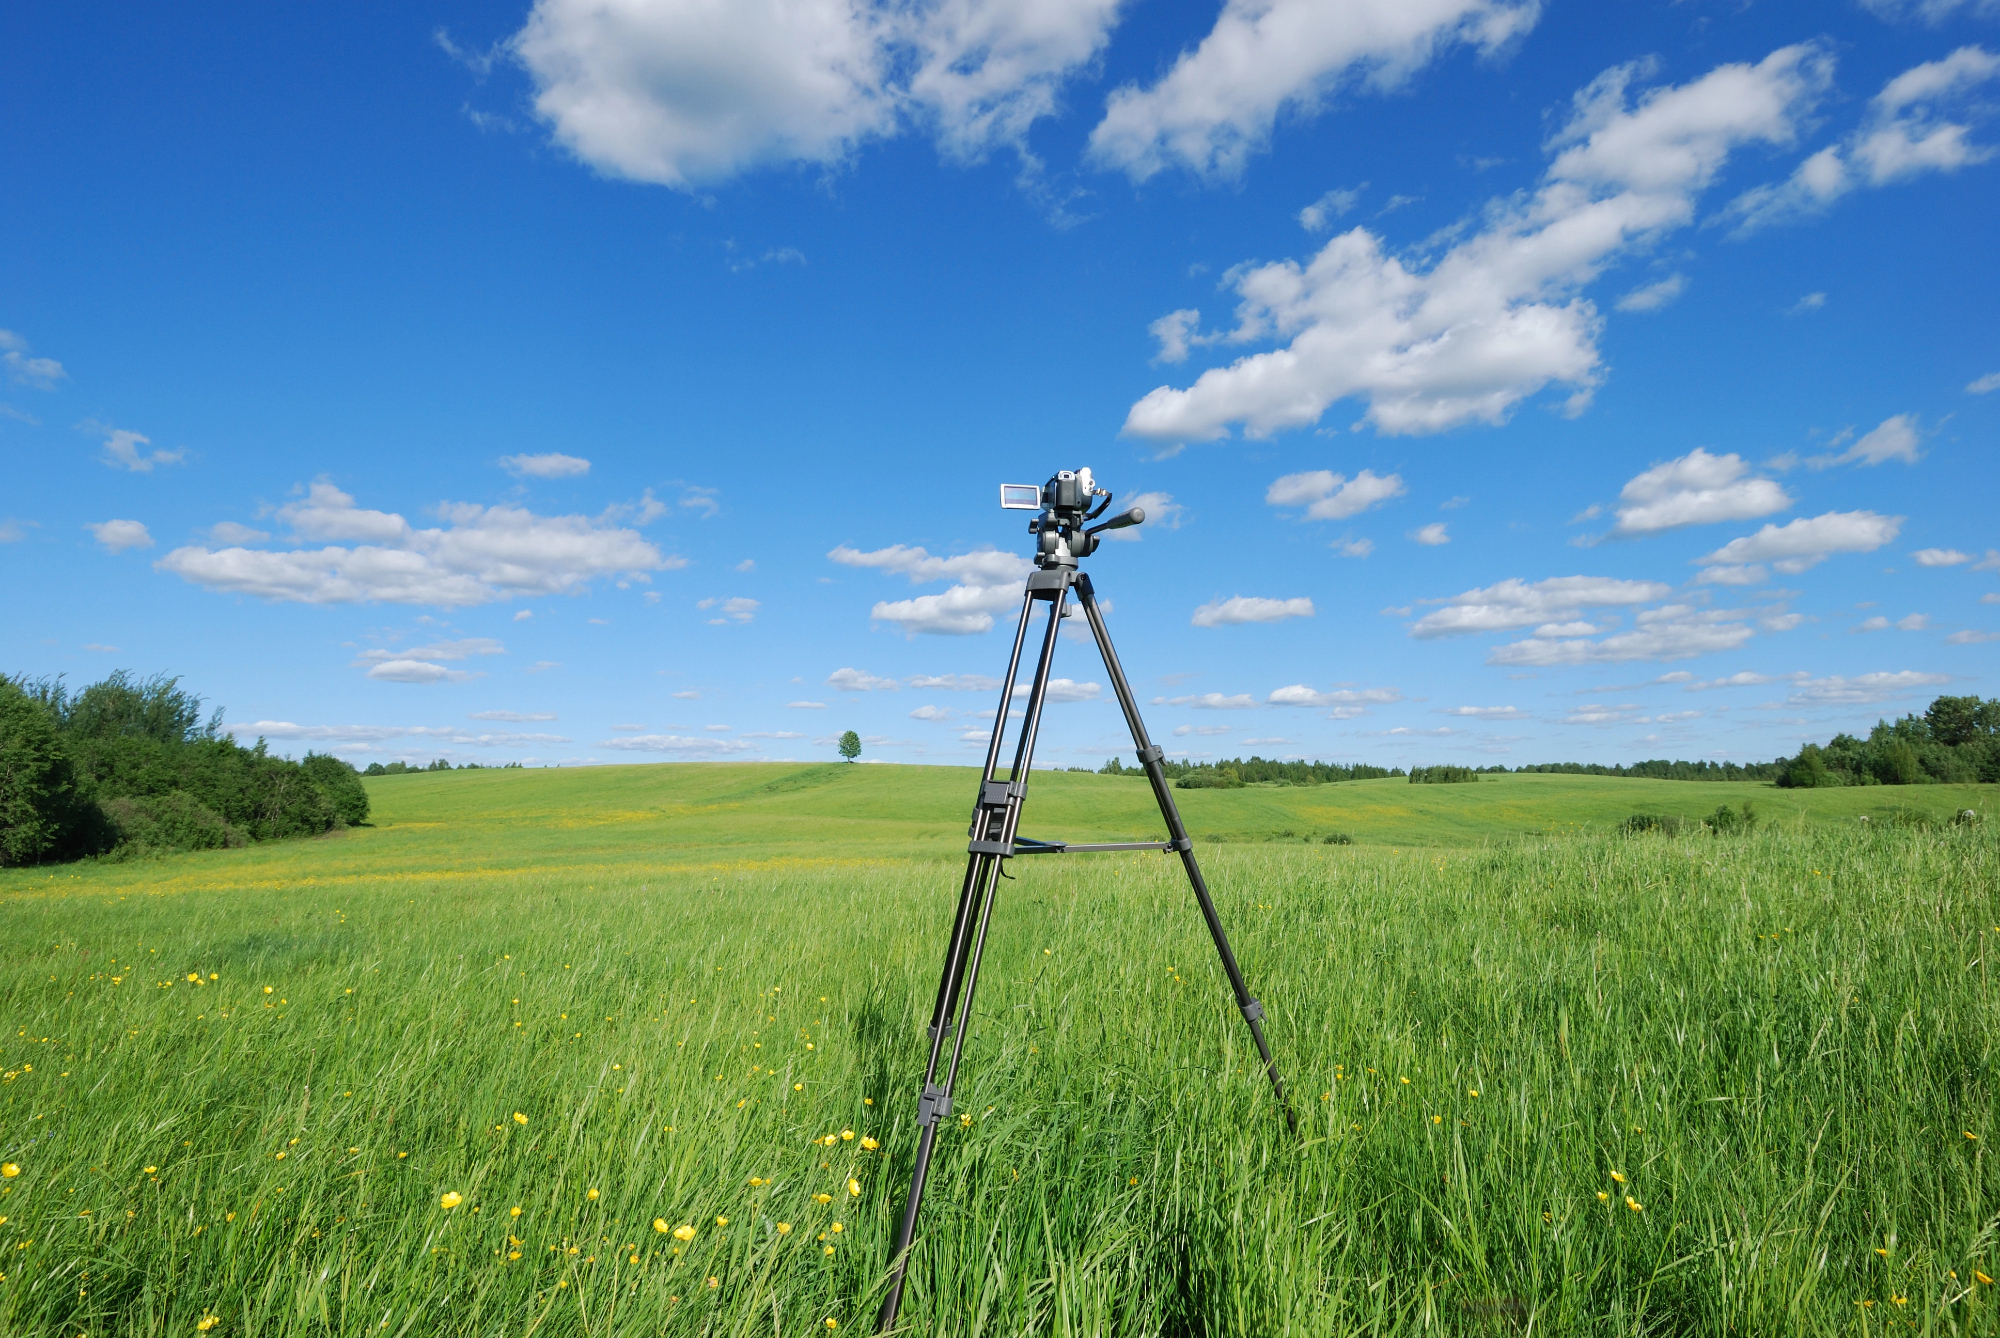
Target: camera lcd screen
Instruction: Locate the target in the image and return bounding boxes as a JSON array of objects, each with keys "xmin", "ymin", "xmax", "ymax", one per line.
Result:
[{"xmin": 999, "ymin": 484, "xmax": 1042, "ymax": 510}]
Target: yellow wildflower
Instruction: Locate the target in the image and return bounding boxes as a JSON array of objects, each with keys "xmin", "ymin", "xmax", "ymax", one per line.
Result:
[
  {"xmin": 716, "ymin": 1216, "xmax": 729, "ymax": 1227},
  {"xmin": 831, "ymin": 1222, "xmax": 843, "ymax": 1233},
  {"xmin": 848, "ymin": 1178, "xmax": 861, "ymax": 1196},
  {"xmin": 144, "ymin": 1166, "xmax": 157, "ymax": 1174},
  {"xmin": 673, "ymin": 1224, "xmax": 696, "ymax": 1241},
  {"xmin": 511, "ymin": 1206, "xmax": 522, "ymax": 1218},
  {"xmin": 1975, "ymin": 1270, "xmax": 1993, "ymax": 1285},
  {"xmin": 196, "ymin": 1316, "xmax": 220, "ymax": 1332},
  {"xmin": 586, "ymin": 1188, "xmax": 599, "ymax": 1201},
  {"xmin": 1597, "ymin": 1192, "xmax": 1609, "ymax": 1201},
  {"xmin": 823, "ymin": 1245, "xmax": 835, "ymax": 1256},
  {"xmin": 1, "ymin": 1165, "xmax": 19, "ymax": 1178},
  {"xmin": 1610, "ymin": 1171, "xmax": 1626, "ymax": 1184},
  {"xmin": 860, "ymin": 1137, "xmax": 878, "ymax": 1151},
  {"xmin": 707, "ymin": 1276, "xmax": 719, "ymax": 1289},
  {"xmin": 440, "ymin": 1192, "xmax": 463, "ymax": 1210},
  {"xmin": 826, "ymin": 1321, "xmax": 839, "ymax": 1330},
  {"xmin": 777, "ymin": 1222, "xmax": 792, "ymax": 1234},
  {"xmin": 815, "ymin": 1193, "xmax": 833, "ymax": 1204},
  {"xmin": 1625, "ymin": 1197, "xmax": 1643, "ymax": 1212},
  {"xmin": 514, "ymin": 1113, "xmax": 528, "ymax": 1126},
  {"xmin": 841, "ymin": 1129, "xmax": 854, "ymax": 1141}
]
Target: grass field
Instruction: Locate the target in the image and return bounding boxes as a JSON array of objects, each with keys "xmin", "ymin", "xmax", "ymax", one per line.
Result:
[{"xmin": 0, "ymin": 763, "xmax": 1995, "ymax": 1335}]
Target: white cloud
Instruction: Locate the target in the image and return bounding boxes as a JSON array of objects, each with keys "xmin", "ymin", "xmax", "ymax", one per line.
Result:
[
  {"xmin": 907, "ymin": 673, "xmax": 1003, "ymax": 691},
  {"xmin": 829, "ymin": 542, "xmax": 1031, "ymax": 636},
  {"xmin": 1978, "ymin": 552, "xmax": 2000, "ymax": 572},
  {"xmin": 1946, "ymin": 629, "xmax": 2000, "ymax": 644},
  {"xmin": 1410, "ymin": 575, "xmax": 1671, "ymax": 638},
  {"xmin": 787, "ymin": 700, "xmax": 828, "ymax": 709},
  {"xmin": 365, "ymin": 659, "xmax": 481, "ymax": 684},
  {"xmin": 469, "ymin": 710, "xmax": 557, "ymax": 721},
  {"xmin": 1606, "ymin": 448, "xmax": 1790, "ymax": 536},
  {"xmin": 0, "ymin": 520, "xmax": 26, "ymax": 544},
  {"xmin": 159, "ymin": 482, "xmax": 674, "ymax": 607},
  {"xmin": 909, "ymin": 704, "xmax": 954, "ymax": 721},
  {"xmin": 1913, "ymin": 548, "xmax": 1971, "ymax": 566},
  {"xmin": 1863, "ymin": 0, "xmax": 2000, "ymax": 21},
  {"xmin": 744, "ymin": 730, "xmax": 809, "ymax": 739},
  {"xmin": 1787, "ymin": 292, "xmax": 1828, "ymax": 315},
  {"xmin": 1489, "ymin": 611, "xmax": 1755, "ymax": 665},
  {"xmin": 1784, "ymin": 670, "xmax": 1950, "ymax": 705},
  {"xmin": 1809, "ymin": 413, "xmax": 1924, "ymax": 468},
  {"xmin": 1438, "ymin": 705, "xmax": 1528, "ymax": 719},
  {"xmin": 1333, "ymin": 537, "xmax": 1374, "ymax": 558},
  {"xmin": 1854, "ymin": 613, "xmax": 1931, "ymax": 632},
  {"xmin": 1684, "ymin": 671, "xmax": 1803, "ymax": 691},
  {"xmin": 1010, "ymin": 678, "xmax": 1103, "ymax": 704},
  {"xmin": 231, "ymin": 720, "xmax": 571, "ymax": 748},
  {"xmin": 1267, "ymin": 684, "xmax": 1403, "ymax": 707},
  {"xmin": 357, "ymin": 638, "xmax": 506, "ymax": 664},
  {"xmin": 512, "ymin": 0, "xmax": 1121, "ymax": 189},
  {"xmin": 1087, "ymin": 0, "xmax": 1537, "ymax": 181},
  {"xmin": 1191, "ymin": 595, "xmax": 1314, "ymax": 627},
  {"xmin": 1694, "ymin": 563, "xmax": 1767, "ymax": 585},
  {"xmin": 671, "ymin": 690, "xmax": 700, "ymax": 699},
  {"xmin": 697, "ymin": 595, "xmax": 759, "ymax": 624},
  {"xmin": 208, "ymin": 521, "xmax": 269, "ymax": 545},
  {"xmin": 500, "ymin": 452, "xmax": 591, "ymax": 478},
  {"xmin": 1299, "ymin": 186, "xmax": 1365, "ymax": 231},
  {"xmin": 1101, "ymin": 491, "xmax": 1184, "ymax": 541},
  {"xmin": 1408, "ymin": 522, "xmax": 1450, "ymax": 545},
  {"xmin": 1695, "ymin": 509, "xmax": 1902, "ymax": 575},
  {"xmin": 1969, "ymin": 371, "xmax": 2000, "ymax": 394},
  {"xmin": 1148, "ymin": 310, "xmax": 1202, "ymax": 364},
  {"xmin": 1174, "ymin": 724, "xmax": 1235, "ymax": 736},
  {"xmin": 0, "ymin": 331, "xmax": 66, "ymax": 389},
  {"xmin": 526, "ymin": 661, "xmax": 561, "ymax": 673},
  {"xmin": 1614, "ymin": 273, "xmax": 1686, "ymax": 312},
  {"xmin": 86, "ymin": 519, "xmax": 153, "ymax": 554},
  {"xmin": 1724, "ymin": 47, "xmax": 2000, "ymax": 233},
  {"xmin": 828, "ymin": 667, "xmax": 900, "ymax": 692},
  {"xmin": 599, "ymin": 733, "xmax": 757, "ymax": 753},
  {"xmin": 1122, "ymin": 46, "xmax": 1830, "ymax": 441},
  {"xmin": 1265, "ymin": 469, "xmax": 1405, "ymax": 521},
  {"xmin": 86, "ymin": 423, "xmax": 185, "ymax": 473},
  {"xmin": 1166, "ymin": 692, "xmax": 1259, "ymax": 710}
]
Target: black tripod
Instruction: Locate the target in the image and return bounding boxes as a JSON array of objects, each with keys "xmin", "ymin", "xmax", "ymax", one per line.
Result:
[{"xmin": 876, "ymin": 470, "xmax": 1297, "ymax": 1332}]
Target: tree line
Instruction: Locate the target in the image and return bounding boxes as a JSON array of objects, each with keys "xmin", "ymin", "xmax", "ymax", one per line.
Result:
[
  {"xmin": 0, "ymin": 672, "xmax": 368, "ymax": 867},
  {"xmin": 1774, "ymin": 695, "xmax": 2000, "ymax": 787}
]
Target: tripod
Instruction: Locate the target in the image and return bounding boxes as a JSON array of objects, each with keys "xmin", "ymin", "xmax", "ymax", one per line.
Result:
[{"xmin": 877, "ymin": 477, "xmax": 1297, "ymax": 1331}]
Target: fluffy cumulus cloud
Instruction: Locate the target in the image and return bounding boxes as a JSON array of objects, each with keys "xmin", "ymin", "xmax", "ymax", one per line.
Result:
[
  {"xmin": 1723, "ymin": 47, "xmax": 2000, "ymax": 234},
  {"xmin": 1162, "ymin": 692, "xmax": 1258, "ymax": 709},
  {"xmin": 1265, "ymin": 469, "xmax": 1405, "ymax": 520},
  {"xmin": 86, "ymin": 519, "xmax": 154, "ymax": 553},
  {"xmin": 1605, "ymin": 448, "xmax": 1790, "ymax": 537},
  {"xmin": 1489, "ymin": 606, "xmax": 1755, "ymax": 666},
  {"xmin": 1410, "ymin": 575, "xmax": 1672, "ymax": 638},
  {"xmin": 1268, "ymin": 684, "xmax": 1402, "ymax": 718},
  {"xmin": 698, "ymin": 596, "xmax": 760, "ymax": 624},
  {"xmin": 829, "ymin": 543, "xmax": 1032, "ymax": 635},
  {"xmin": 907, "ymin": 672, "xmax": 1003, "ymax": 691},
  {"xmin": 1913, "ymin": 548, "xmax": 1972, "ymax": 566},
  {"xmin": 158, "ymin": 483, "xmax": 675, "ymax": 607},
  {"xmin": 599, "ymin": 733, "xmax": 758, "ymax": 753},
  {"xmin": 1123, "ymin": 45, "xmax": 1831, "ymax": 441},
  {"xmin": 827, "ymin": 667, "xmax": 900, "ymax": 692},
  {"xmin": 510, "ymin": 0, "xmax": 1122, "ymax": 188},
  {"xmin": 1614, "ymin": 273, "xmax": 1686, "ymax": 312},
  {"xmin": 1087, "ymin": 0, "xmax": 1538, "ymax": 180},
  {"xmin": 499, "ymin": 452, "xmax": 590, "ymax": 478},
  {"xmin": 1695, "ymin": 510, "xmax": 1902, "ymax": 576},
  {"xmin": 1191, "ymin": 595, "xmax": 1314, "ymax": 627}
]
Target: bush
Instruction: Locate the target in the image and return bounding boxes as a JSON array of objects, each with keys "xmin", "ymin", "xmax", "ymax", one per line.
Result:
[
  {"xmin": 1409, "ymin": 765, "xmax": 1478, "ymax": 784},
  {"xmin": 1621, "ymin": 813, "xmax": 1686, "ymax": 836},
  {"xmin": 1705, "ymin": 802, "xmax": 1757, "ymax": 835},
  {"xmin": 1322, "ymin": 832, "xmax": 1353, "ymax": 845},
  {"xmin": 101, "ymin": 792, "xmax": 246, "ymax": 855},
  {"xmin": 300, "ymin": 752, "xmax": 369, "ymax": 825},
  {"xmin": 1176, "ymin": 772, "xmax": 1245, "ymax": 789}
]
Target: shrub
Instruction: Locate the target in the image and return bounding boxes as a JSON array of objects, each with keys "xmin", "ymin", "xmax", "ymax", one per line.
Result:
[
  {"xmin": 300, "ymin": 752, "xmax": 369, "ymax": 825},
  {"xmin": 1322, "ymin": 832, "xmax": 1353, "ymax": 845},
  {"xmin": 1621, "ymin": 813, "xmax": 1685, "ymax": 836},
  {"xmin": 102, "ymin": 792, "xmax": 246, "ymax": 855},
  {"xmin": 1705, "ymin": 802, "xmax": 1757, "ymax": 835},
  {"xmin": 1176, "ymin": 772, "xmax": 1245, "ymax": 789}
]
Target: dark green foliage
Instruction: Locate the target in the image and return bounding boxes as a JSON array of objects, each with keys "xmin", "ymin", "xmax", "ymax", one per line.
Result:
[
  {"xmin": 1175, "ymin": 770, "xmax": 1246, "ymax": 789},
  {"xmin": 1776, "ymin": 695, "xmax": 2000, "ymax": 787},
  {"xmin": 1705, "ymin": 801, "xmax": 1756, "ymax": 834},
  {"xmin": 1, "ymin": 670, "xmax": 361, "ymax": 864},
  {"xmin": 1515, "ymin": 758, "xmax": 1783, "ymax": 780},
  {"xmin": 0, "ymin": 678, "xmax": 113, "ymax": 865},
  {"xmin": 301, "ymin": 753, "xmax": 370, "ymax": 826},
  {"xmin": 1620, "ymin": 812, "xmax": 1686, "ymax": 835},
  {"xmin": 1321, "ymin": 832, "xmax": 1353, "ymax": 845},
  {"xmin": 1408, "ymin": 765, "xmax": 1478, "ymax": 784},
  {"xmin": 837, "ymin": 730, "xmax": 862, "ymax": 762}
]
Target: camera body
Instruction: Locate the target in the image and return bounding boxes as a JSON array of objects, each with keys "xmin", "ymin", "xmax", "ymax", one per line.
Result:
[{"xmin": 999, "ymin": 467, "xmax": 1142, "ymax": 569}]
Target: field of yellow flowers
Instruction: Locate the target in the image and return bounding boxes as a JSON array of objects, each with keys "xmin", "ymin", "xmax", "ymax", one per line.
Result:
[{"xmin": 0, "ymin": 763, "xmax": 1993, "ymax": 1334}]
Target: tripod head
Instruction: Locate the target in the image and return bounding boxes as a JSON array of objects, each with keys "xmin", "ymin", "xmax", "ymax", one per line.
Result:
[{"xmin": 999, "ymin": 467, "xmax": 1145, "ymax": 569}]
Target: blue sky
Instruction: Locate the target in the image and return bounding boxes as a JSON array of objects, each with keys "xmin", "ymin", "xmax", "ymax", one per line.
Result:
[{"xmin": 3, "ymin": 0, "xmax": 1996, "ymax": 771}]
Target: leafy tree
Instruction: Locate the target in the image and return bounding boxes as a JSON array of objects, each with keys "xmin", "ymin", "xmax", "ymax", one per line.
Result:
[
  {"xmin": 0, "ymin": 678, "xmax": 110, "ymax": 865},
  {"xmin": 838, "ymin": 730, "xmax": 862, "ymax": 762},
  {"xmin": 300, "ymin": 752, "xmax": 369, "ymax": 825}
]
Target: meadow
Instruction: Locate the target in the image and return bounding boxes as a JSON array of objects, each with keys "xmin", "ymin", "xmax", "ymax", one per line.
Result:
[{"xmin": 0, "ymin": 763, "xmax": 1993, "ymax": 1336}]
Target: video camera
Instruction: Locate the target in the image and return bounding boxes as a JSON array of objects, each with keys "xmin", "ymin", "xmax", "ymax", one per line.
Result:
[{"xmin": 999, "ymin": 467, "xmax": 1144, "ymax": 567}]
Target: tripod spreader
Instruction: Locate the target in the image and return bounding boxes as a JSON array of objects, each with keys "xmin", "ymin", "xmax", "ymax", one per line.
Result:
[{"xmin": 875, "ymin": 565, "xmax": 1297, "ymax": 1333}]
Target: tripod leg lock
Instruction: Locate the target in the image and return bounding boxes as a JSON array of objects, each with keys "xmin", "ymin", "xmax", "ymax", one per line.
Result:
[
  {"xmin": 1164, "ymin": 836, "xmax": 1193, "ymax": 853},
  {"xmin": 967, "ymin": 839, "xmax": 1011, "ymax": 856},
  {"xmin": 926, "ymin": 1021, "xmax": 956, "ymax": 1041},
  {"xmin": 1240, "ymin": 999, "xmax": 1266, "ymax": 1024},
  {"xmin": 1136, "ymin": 744, "xmax": 1165, "ymax": 764},
  {"xmin": 916, "ymin": 1085, "xmax": 954, "ymax": 1126}
]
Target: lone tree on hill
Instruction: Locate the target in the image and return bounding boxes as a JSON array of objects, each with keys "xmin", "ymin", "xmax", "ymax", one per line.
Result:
[{"xmin": 838, "ymin": 730, "xmax": 862, "ymax": 763}]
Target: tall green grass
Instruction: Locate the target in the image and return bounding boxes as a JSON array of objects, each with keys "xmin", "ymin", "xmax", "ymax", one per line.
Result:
[{"xmin": 0, "ymin": 780, "xmax": 1993, "ymax": 1333}]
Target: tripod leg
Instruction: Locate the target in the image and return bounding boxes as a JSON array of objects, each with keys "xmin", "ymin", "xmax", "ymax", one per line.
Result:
[
  {"xmin": 1074, "ymin": 575, "xmax": 1299, "ymax": 1137},
  {"xmin": 880, "ymin": 590, "xmax": 1068, "ymax": 1331}
]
